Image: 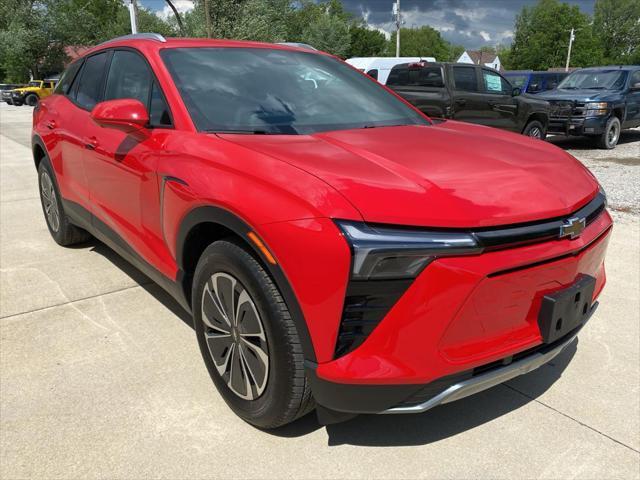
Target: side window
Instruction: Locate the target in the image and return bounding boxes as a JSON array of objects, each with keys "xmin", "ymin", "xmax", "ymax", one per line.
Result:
[
  {"xmin": 366, "ymin": 69, "xmax": 379, "ymax": 80},
  {"xmin": 418, "ymin": 67, "xmax": 444, "ymax": 87},
  {"xmin": 452, "ymin": 66, "xmax": 478, "ymax": 92},
  {"xmin": 104, "ymin": 50, "xmax": 151, "ymax": 105},
  {"xmin": 75, "ymin": 52, "xmax": 109, "ymax": 110},
  {"xmin": 482, "ymin": 69, "xmax": 510, "ymax": 94},
  {"xmin": 149, "ymin": 81, "xmax": 172, "ymax": 127},
  {"xmin": 631, "ymin": 70, "xmax": 640, "ymax": 87},
  {"xmin": 54, "ymin": 60, "xmax": 83, "ymax": 95},
  {"xmin": 528, "ymin": 74, "xmax": 544, "ymax": 92}
]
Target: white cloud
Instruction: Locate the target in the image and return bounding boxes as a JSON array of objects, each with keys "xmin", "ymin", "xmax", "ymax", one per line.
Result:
[
  {"xmin": 479, "ymin": 30, "xmax": 491, "ymax": 41},
  {"xmin": 154, "ymin": 0, "xmax": 195, "ymax": 21}
]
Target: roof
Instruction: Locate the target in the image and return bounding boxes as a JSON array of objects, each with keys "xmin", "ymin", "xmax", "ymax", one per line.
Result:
[
  {"xmin": 83, "ymin": 34, "xmax": 325, "ymax": 59},
  {"xmin": 465, "ymin": 50, "xmax": 498, "ymax": 65}
]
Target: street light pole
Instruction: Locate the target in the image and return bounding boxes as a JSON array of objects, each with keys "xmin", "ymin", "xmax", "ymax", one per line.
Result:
[
  {"xmin": 394, "ymin": 0, "xmax": 401, "ymax": 57},
  {"xmin": 128, "ymin": 0, "xmax": 138, "ymax": 34},
  {"xmin": 565, "ymin": 27, "xmax": 575, "ymax": 71}
]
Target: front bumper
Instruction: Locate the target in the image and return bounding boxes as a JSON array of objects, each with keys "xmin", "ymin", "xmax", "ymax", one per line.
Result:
[
  {"xmin": 310, "ymin": 209, "xmax": 612, "ymax": 415},
  {"xmin": 548, "ymin": 115, "xmax": 609, "ymax": 136}
]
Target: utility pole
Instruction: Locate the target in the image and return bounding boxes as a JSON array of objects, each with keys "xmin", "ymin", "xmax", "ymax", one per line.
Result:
[
  {"xmin": 393, "ymin": 0, "xmax": 401, "ymax": 57},
  {"xmin": 565, "ymin": 27, "xmax": 575, "ymax": 71},
  {"xmin": 204, "ymin": 0, "xmax": 212, "ymax": 38},
  {"xmin": 128, "ymin": 0, "xmax": 138, "ymax": 34}
]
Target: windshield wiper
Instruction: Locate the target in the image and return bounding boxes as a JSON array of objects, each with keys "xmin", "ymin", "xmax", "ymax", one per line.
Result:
[{"xmin": 586, "ymin": 87, "xmax": 608, "ymax": 90}]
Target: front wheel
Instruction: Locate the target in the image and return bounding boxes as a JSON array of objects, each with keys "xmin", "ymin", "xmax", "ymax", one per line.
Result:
[
  {"xmin": 523, "ymin": 120, "xmax": 546, "ymax": 140},
  {"xmin": 25, "ymin": 94, "xmax": 38, "ymax": 106},
  {"xmin": 192, "ymin": 240, "xmax": 313, "ymax": 428},
  {"xmin": 597, "ymin": 116, "xmax": 621, "ymax": 149}
]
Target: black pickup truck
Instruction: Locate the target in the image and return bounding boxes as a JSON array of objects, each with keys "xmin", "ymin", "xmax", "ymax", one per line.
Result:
[
  {"xmin": 536, "ymin": 66, "xmax": 640, "ymax": 149},
  {"xmin": 386, "ymin": 62, "xmax": 550, "ymax": 139}
]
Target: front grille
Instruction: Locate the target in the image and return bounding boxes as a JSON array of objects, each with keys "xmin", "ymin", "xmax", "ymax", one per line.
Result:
[{"xmin": 549, "ymin": 100, "xmax": 586, "ymax": 120}]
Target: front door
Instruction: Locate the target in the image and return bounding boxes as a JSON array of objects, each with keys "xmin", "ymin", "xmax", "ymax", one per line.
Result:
[
  {"xmin": 480, "ymin": 68, "xmax": 519, "ymax": 132},
  {"xmin": 82, "ymin": 48, "xmax": 174, "ymax": 273}
]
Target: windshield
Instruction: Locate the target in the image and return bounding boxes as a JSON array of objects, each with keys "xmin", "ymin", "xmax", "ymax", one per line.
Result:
[
  {"xmin": 28, "ymin": 81, "xmax": 41, "ymax": 87},
  {"xmin": 161, "ymin": 47, "xmax": 429, "ymax": 134},
  {"xmin": 504, "ymin": 74, "xmax": 528, "ymax": 88},
  {"xmin": 558, "ymin": 70, "xmax": 628, "ymax": 90}
]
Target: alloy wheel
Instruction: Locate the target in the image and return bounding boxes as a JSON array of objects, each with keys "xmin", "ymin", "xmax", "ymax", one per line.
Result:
[
  {"xmin": 607, "ymin": 122, "xmax": 619, "ymax": 146},
  {"xmin": 528, "ymin": 126, "xmax": 542, "ymax": 139},
  {"xmin": 201, "ymin": 272, "xmax": 269, "ymax": 400},
  {"xmin": 40, "ymin": 171, "xmax": 60, "ymax": 232}
]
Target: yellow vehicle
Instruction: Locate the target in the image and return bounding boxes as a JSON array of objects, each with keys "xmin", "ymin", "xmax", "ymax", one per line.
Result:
[{"xmin": 10, "ymin": 80, "xmax": 56, "ymax": 106}]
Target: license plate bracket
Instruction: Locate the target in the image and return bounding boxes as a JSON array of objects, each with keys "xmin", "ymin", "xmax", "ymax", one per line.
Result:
[{"xmin": 537, "ymin": 275, "xmax": 596, "ymax": 344}]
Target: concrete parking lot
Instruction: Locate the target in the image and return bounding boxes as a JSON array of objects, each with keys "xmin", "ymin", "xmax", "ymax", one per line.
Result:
[{"xmin": 1, "ymin": 102, "xmax": 638, "ymax": 479}]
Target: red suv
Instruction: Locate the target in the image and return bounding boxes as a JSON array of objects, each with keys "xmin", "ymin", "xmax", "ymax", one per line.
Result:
[{"xmin": 32, "ymin": 34, "xmax": 612, "ymax": 428}]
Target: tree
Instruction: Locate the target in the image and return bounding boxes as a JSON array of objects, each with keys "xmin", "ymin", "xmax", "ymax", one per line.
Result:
[
  {"xmin": 346, "ymin": 24, "xmax": 387, "ymax": 58},
  {"xmin": 387, "ymin": 26, "xmax": 453, "ymax": 61},
  {"xmin": 510, "ymin": 0, "xmax": 603, "ymax": 70},
  {"xmin": 593, "ymin": 0, "xmax": 640, "ymax": 64},
  {"xmin": 301, "ymin": 13, "xmax": 351, "ymax": 57}
]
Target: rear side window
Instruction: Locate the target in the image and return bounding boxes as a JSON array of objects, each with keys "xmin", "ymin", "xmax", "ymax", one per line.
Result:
[
  {"xmin": 75, "ymin": 52, "xmax": 109, "ymax": 110},
  {"xmin": 387, "ymin": 66, "xmax": 444, "ymax": 87},
  {"xmin": 366, "ymin": 69, "xmax": 378, "ymax": 80},
  {"xmin": 54, "ymin": 60, "xmax": 83, "ymax": 95},
  {"xmin": 105, "ymin": 50, "xmax": 151, "ymax": 106},
  {"xmin": 452, "ymin": 66, "xmax": 478, "ymax": 92}
]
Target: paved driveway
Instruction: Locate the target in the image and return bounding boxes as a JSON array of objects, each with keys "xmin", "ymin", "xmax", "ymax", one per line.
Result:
[{"xmin": 1, "ymin": 103, "xmax": 638, "ymax": 479}]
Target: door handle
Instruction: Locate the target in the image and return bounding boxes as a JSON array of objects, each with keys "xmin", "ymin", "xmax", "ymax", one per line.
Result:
[
  {"xmin": 46, "ymin": 120, "xmax": 56, "ymax": 130},
  {"xmin": 455, "ymin": 99, "xmax": 467, "ymax": 105},
  {"xmin": 84, "ymin": 137, "xmax": 98, "ymax": 150}
]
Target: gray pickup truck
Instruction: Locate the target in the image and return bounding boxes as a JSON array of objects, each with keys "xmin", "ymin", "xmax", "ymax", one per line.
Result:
[{"xmin": 386, "ymin": 62, "xmax": 550, "ymax": 139}]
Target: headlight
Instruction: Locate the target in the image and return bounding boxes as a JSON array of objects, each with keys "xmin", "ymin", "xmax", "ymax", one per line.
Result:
[
  {"xmin": 336, "ymin": 220, "xmax": 482, "ymax": 280},
  {"xmin": 586, "ymin": 102, "xmax": 609, "ymax": 116}
]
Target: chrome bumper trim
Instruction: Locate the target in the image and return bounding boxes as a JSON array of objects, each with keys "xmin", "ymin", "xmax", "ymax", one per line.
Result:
[{"xmin": 381, "ymin": 303, "xmax": 596, "ymax": 414}]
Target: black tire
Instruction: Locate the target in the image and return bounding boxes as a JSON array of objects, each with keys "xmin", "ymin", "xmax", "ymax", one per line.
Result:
[
  {"xmin": 192, "ymin": 240, "xmax": 313, "ymax": 429},
  {"xmin": 523, "ymin": 120, "xmax": 546, "ymax": 140},
  {"xmin": 25, "ymin": 93, "xmax": 38, "ymax": 106},
  {"xmin": 597, "ymin": 116, "xmax": 621, "ymax": 149},
  {"xmin": 37, "ymin": 156, "xmax": 91, "ymax": 246},
  {"xmin": 13, "ymin": 100, "xmax": 23, "ymax": 106}
]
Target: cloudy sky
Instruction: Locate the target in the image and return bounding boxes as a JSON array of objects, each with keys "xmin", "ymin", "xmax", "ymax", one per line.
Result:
[{"xmin": 139, "ymin": 0, "xmax": 595, "ymax": 48}]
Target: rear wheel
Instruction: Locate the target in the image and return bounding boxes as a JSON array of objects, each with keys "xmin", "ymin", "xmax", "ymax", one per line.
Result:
[
  {"xmin": 37, "ymin": 156, "xmax": 91, "ymax": 246},
  {"xmin": 523, "ymin": 120, "xmax": 546, "ymax": 140},
  {"xmin": 597, "ymin": 116, "xmax": 621, "ymax": 149},
  {"xmin": 25, "ymin": 93, "xmax": 38, "ymax": 106},
  {"xmin": 192, "ymin": 240, "xmax": 313, "ymax": 428}
]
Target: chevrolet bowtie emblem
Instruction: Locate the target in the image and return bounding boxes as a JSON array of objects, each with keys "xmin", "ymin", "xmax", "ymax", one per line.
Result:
[{"xmin": 560, "ymin": 217, "xmax": 586, "ymax": 240}]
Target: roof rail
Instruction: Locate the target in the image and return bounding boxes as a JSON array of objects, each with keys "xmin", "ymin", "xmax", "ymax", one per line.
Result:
[{"xmin": 96, "ymin": 33, "xmax": 166, "ymax": 47}]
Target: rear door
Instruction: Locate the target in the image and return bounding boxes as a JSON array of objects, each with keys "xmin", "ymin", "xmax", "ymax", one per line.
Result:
[
  {"xmin": 52, "ymin": 52, "xmax": 110, "ymax": 211},
  {"xmin": 480, "ymin": 68, "xmax": 519, "ymax": 131},
  {"xmin": 450, "ymin": 65, "xmax": 488, "ymax": 124}
]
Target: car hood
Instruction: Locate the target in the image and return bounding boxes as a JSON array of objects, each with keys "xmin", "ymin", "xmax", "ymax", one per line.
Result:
[
  {"xmin": 219, "ymin": 122, "xmax": 598, "ymax": 228},
  {"xmin": 537, "ymin": 88, "xmax": 622, "ymax": 102}
]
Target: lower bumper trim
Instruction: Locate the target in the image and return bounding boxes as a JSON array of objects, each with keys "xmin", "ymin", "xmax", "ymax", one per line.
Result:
[{"xmin": 380, "ymin": 304, "xmax": 596, "ymax": 414}]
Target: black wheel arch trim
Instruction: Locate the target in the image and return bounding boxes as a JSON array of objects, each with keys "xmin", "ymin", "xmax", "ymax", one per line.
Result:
[{"xmin": 176, "ymin": 205, "xmax": 317, "ymax": 362}]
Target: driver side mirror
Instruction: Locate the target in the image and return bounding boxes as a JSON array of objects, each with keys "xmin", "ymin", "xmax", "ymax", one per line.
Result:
[
  {"xmin": 631, "ymin": 82, "xmax": 640, "ymax": 91},
  {"xmin": 512, "ymin": 87, "xmax": 522, "ymax": 97},
  {"xmin": 91, "ymin": 99, "xmax": 149, "ymax": 133}
]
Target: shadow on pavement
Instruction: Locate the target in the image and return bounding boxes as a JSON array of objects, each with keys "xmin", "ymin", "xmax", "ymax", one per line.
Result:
[
  {"xmin": 271, "ymin": 341, "xmax": 577, "ymax": 446},
  {"xmin": 547, "ymin": 128, "xmax": 640, "ymax": 150},
  {"xmin": 84, "ymin": 234, "xmax": 578, "ymax": 447}
]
